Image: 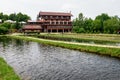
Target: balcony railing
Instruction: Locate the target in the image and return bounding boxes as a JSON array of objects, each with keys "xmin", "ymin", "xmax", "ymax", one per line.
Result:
[
  {"xmin": 47, "ymin": 26, "xmax": 72, "ymax": 29},
  {"xmin": 41, "ymin": 16, "xmax": 71, "ymax": 20},
  {"xmin": 42, "ymin": 21, "xmax": 72, "ymax": 26}
]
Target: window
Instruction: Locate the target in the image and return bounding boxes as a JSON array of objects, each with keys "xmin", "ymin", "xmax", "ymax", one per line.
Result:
[{"xmin": 60, "ymin": 22, "xmax": 63, "ymax": 24}]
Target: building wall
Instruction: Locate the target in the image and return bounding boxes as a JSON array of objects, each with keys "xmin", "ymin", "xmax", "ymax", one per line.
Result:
[
  {"xmin": 23, "ymin": 12, "xmax": 73, "ymax": 33},
  {"xmin": 38, "ymin": 14, "xmax": 72, "ymax": 32}
]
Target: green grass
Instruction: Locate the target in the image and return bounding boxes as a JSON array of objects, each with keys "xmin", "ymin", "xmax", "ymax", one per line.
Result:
[
  {"xmin": 0, "ymin": 57, "xmax": 20, "ymax": 80},
  {"xmin": 28, "ymin": 33, "xmax": 120, "ymax": 45},
  {"xmin": 7, "ymin": 35, "xmax": 120, "ymax": 59}
]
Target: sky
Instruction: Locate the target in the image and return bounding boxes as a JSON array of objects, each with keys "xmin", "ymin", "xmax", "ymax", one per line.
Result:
[{"xmin": 0, "ymin": 0, "xmax": 120, "ymax": 20}]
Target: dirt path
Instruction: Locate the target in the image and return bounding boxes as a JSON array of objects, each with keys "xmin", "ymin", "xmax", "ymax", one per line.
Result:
[{"xmin": 26, "ymin": 36, "xmax": 120, "ymax": 49}]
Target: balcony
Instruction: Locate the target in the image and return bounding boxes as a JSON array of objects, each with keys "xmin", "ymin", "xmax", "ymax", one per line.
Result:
[
  {"xmin": 40, "ymin": 16, "xmax": 71, "ymax": 20},
  {"xmin": 42, "ymin": 21, "xmax": 72, "ymax": 26},
  {"xmin": 47, "ymin": 26, "xmax": 72, "ymax": 29}
]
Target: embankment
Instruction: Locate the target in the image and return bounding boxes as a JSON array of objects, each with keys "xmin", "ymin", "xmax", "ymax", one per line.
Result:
[
  {"xmin": 6, "ymin": 35, "xmax": 120, "ymax": 58},
  {"xmin": 0, "ymin": 57, "xmax": 20, "ymax": 80}
]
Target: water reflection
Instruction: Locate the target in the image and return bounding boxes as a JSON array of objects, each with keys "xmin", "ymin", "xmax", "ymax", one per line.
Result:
[
  {"xmin": 0, "ymin": 37, "xmax": 120, "ymax": 80},
  {"xmin": 0, "ymin": 36, "xmax": 12, "ymax": 48},
  {"xmin": 36, "ymin": 36, "xmax": 120, "ymax": 46}
]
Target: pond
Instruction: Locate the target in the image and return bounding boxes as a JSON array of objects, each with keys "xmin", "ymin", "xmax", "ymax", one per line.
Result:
[
  {"xmin": 0, "ymin": 37, "xmax": 120, "ymax": 80},
  {"xmin": 35, "ymin": 35, "xmax": 120, "ymax": 46}
]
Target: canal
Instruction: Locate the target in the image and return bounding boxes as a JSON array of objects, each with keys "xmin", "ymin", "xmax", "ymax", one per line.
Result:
[{"xmin": 0, "ymin": 37, "xmax": 120, "ymax": 80}]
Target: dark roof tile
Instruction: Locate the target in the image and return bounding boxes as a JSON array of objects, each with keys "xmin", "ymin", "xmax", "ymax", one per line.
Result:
[
  {"xmin": 39, "ymin": 11, "xmax": 72, "ymax": 16},
  {"xmin": 23, "ymin": 25, "xmax": 42, "ymax": 30}
]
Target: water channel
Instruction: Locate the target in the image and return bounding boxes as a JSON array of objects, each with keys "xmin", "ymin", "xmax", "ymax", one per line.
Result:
[{"xmin": 0, "ymin": 37, "xmax": 120, "ymax": 80}]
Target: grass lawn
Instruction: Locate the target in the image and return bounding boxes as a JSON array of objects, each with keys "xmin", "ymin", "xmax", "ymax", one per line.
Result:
[
  {"xmin": 0, "ymin": 57, "xmax": 20, "ymax": 80},
  {"xmin": 7, "ymin": 35, "xmax": 120, "ymax": 59},
  {"xmin": 39, "ymin": 33, "xmax": 120, "ymax": 43}
]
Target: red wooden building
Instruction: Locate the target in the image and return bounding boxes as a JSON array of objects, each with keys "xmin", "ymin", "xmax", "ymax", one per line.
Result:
[
  {"xmin": 22, "ymin": 11, "xmax": 73, "ymax": 33},
  {"xmin": 118, "ymin": 30, "xmax": 120, "ymax": 34}
]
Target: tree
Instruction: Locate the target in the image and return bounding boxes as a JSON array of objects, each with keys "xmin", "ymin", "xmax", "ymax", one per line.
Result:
[
  {"xmin": 16, "ymin": 12, "xmax": 30, "ymax": 22},
  {"xmin": 84, "ymin": 18, "xmax": 93, "ymax": 33},
  {"xmin": 0, "ymin": 26, "xmax": 9, "ymax": 34},
  {"xmin": 95, "ymin": 13, "xmax": 111, "ymax": 21},
  {"xmin": 92, "ymin": 19, "xmax": 101, "ymax": 33},
  {"xmin": 73, "ymin": 13, "xmax": 85, "ymax": 27},
  {"xmin": 0, "ymin": 12, "xmax": 3, "ymax": 19},
  {"xmin": 72, "ymin": 13, "xmax": 85, "ymax": 33},
  {"xmin": 14, "ymin": 21, "xmax": 21, "ymax": 30},
  {"xmin": 104, "ymin": 16, "xmax": 120, "ymax": 33},
  {"xmin": 72, "ymin": 26, "xmax": 85, "ymax": 33},
  {"xmin": 9, "ymin": 13, "xmax": 17, "ymax": 21},
  {"xmin": 3, "ymin": 14, "xmax": 9, "ymax": 21},
  {"xmin": 22, "ymin": 14, "xmax": 31, "ymax": 22},
  {"xmin": 0, "ymin": 12, "xmax": 30, "ymax": 22},
  {"xmin": 73, "ymin": 12, "xmax": 120, "ymax": 34},
  {"xmin": 78, "ymin": 13, "xmax": 84, "ymax": 28},
  {"xmin": 95, "ymin": 13, "xmax": 111, "ymax": 33},
  {"xmin": 0, "ymin": 22, "xmax": 11, "ymax": 29}
]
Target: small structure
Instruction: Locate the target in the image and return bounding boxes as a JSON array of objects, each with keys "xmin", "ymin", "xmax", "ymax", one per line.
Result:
[
  {"xmin": 0, "ymin": 19, "xmax": 2, "ymax": 23},
  {"xmin": 22, "ymin": 24, "xmax": 42, "ymax": 34},
  {"xmin": 22, "ymin": 11, "xmax": 73, "ymax": 33},
  {"xmin": 4, "ymin": 20, "xmax": 16, "ymax": 23},
  {"xmin": 118, "ymin": 30, "xmax": 120, "ymax": 34},
  {"xmin": 20, "ymin": 21, "xmax": 26, "ymax": 24}
]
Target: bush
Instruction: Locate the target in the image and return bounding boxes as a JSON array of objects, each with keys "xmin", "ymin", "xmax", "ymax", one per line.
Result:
[
  {"xmin": 0, "ymin": 26, "xmax": 9, "ymax": 34},
  {"xmin": 72, "ymin": 26, "xmax": 85, "ymax": 33},
  {"xmin": 78, "ymin": 28, "xmax": 85, "ymax": 33}
]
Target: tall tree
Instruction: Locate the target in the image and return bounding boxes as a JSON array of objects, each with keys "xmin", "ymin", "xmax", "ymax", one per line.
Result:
[
  {"xmin": 73, "ymin": 13, "xmax": 86, "ymax": 33},
  {"xmin": 0, "ymin": 12, "xmax": 30, "ymax": 22},
  {"xmin": 84, "ymin": 18, "xmax": 93, "ymax": 33},
  {"xmin": 3, "ymin": 14, "xmax": 9, "ymax": 21},
  {"xmin": 92, "ymin": 19, "xmax": 101, "ymax": 33},
  {"xmin": 95, "ymin": 13, "xmax": 111, "ymax": 33},
  {"xmin": 16, "ymin": 12, "xmax": 30, "ymax": 22},
  {"xmin": 104, "ymin": 16, "xmax": 120, "ymax": 33},
  {"xmin": 78, "ymin": 13, "xmax": 84, "ymax": 27},
  {"xmin": 0, "ymin": 12, "xmax": 3, "ymax": 19},
  {"xmin": 95, "ymin": 13, "xmax": 111, "ymax": 21},
  {"xmin": 9, "ymin": 13, "xmax": 17, "ymax": 21}
]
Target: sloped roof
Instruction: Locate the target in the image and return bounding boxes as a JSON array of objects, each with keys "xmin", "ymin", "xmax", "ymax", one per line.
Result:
[
  {"xmin": 39, "ymin": 11, "xmax": 72, "ymax": 16},
  {"xmin": 23, "ymin": 25, "xmax": 42, "ymax": 30}
]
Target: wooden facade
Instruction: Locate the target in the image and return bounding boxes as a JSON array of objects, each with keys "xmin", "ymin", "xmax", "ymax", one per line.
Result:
[
  {"xmin": 22, "ymin": 24, "xmax": 42, "ymax": 34},
  {"xmin": 23, "ymin": 11, "xmax": 72, "ymax": 33},
  {"xmin": 118, "ymin": 30, "xmax": 120, "ymax": 34}
]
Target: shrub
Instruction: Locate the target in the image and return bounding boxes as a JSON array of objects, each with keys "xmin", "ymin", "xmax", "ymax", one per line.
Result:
[{"xmin": 0, "ymin": 26, "xmax": 9, "ymax": 34}]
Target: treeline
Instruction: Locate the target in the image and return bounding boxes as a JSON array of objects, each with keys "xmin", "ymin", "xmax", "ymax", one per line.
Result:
[
  {"xmin": 73, "ymin": 13, "xmax": 120, "ymax": 34},
  {"xmin": 0, "ymin": 22, "xmax": 22, "ymax": 34},
  {"xmin": 0, "ymin": 12, "xmax": 31, "ymax": 34},
  {"xmin": 0, "ymin": 12, "xmax": 30, "ymax": 22}
]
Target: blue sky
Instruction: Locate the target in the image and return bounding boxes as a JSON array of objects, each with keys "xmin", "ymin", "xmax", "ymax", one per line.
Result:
[{"xmin": 0, "ymin": 0, "xmax": 120, "ymax": 20}]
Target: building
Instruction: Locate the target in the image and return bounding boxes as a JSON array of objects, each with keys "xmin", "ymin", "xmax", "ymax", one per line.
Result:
[
  {"xmin": 118, "ymin": 30, "xmax": 120, "ymax": 34},
  {"xmin": 22, "ymin": 11, "xmax": 72, "ymax": 33},
  {"xmin": 0, "ymin": 19, "xmax": 2, "ymax": 24},
  {"xmin": 37, "ymin": 11, "xmax": 73, "ymax": 32},
  {"xmin": 4, "ymin": 20, "xmax": 16, "ymax": 23}
]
